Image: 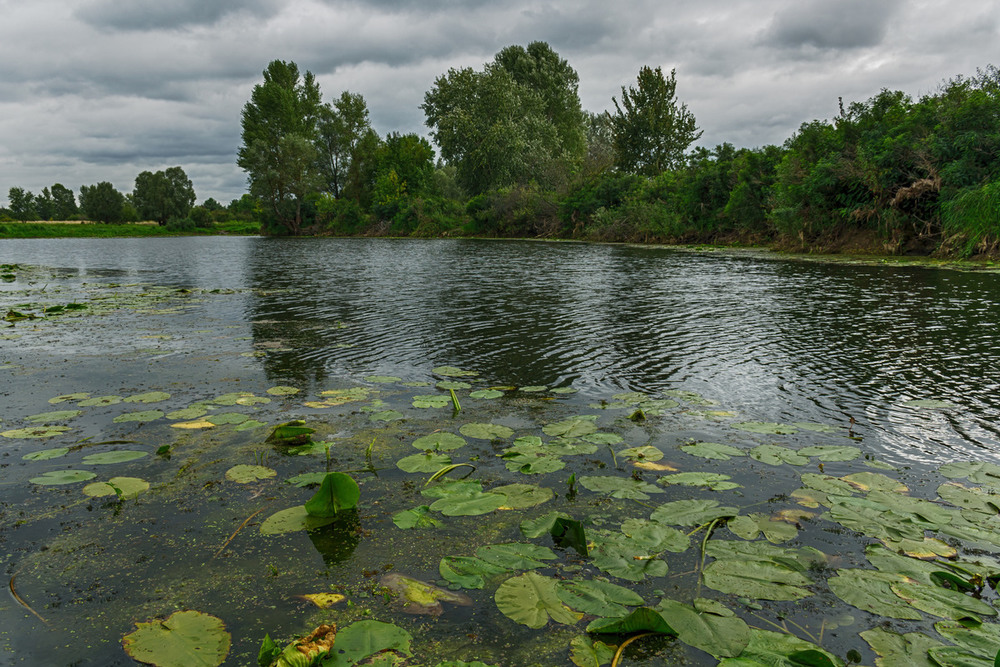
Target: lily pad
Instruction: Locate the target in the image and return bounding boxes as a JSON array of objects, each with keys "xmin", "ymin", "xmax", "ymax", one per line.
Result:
[
  {"xmin": 225, "ymin": 464, "xmax": 276, "ymax": 483},
  {"xmin": 860, "ymin": 628, "xmax": 942, "ymax": 667},
  {"xmin": 650, "ymin": 499, "xmax": 739, "ymax": 527},
  {"xmin": 412, "ymin": 432, "xmax": 467, "ymax": 452},
  {"xmin": 619, "ymin": 446, "xmax": 664, "ymax": 462},
  {"xmin": 493, "ymin": 483, "xmax": 554, "ymax": 509},
  {"xmin": 412, "ymin": 394, "xmax": 451, "ymax": 408},
  {"xmin": 432, "ymin": 366, "xmax": 478, "ymax": 377},
  {"xmin": 797, "ymin": 445, "xmax": 861, "ymax": 461},
  {"xmin": 658, "ymin": 472, "xmax": 741, "ymax": 491},
  {"xmin": 260, "ymin": 506, "xmax": 338, "ymax": 535},
  {"xmin": 392, "ymin": 506, "xmax": 442, "ymax": 530},
  {"xmin": 732, "ymin": 421, "xmax": 799, "ymax": 435},
  {"xmin": 749, "ymin": 444, "xmax": 809, "ymax": 466},
  {"xmin": 23, "ymin": 447, "xmax": 70, "ymax": 461},
  {"xmin": 579, "ymin": 475, "xmax": 664, "ymax": 500},
  {"xmin": 369, "ymin": 410, "xmax": 404, "ymax": 422},
  {"xmin": 397, "ymin": 452, "xmax": 452, "ymax": 473},
  {"xmin": 542, "ymin": 416, "xmax": 598, "ymax": 438},
  {"xmin": 459, "ymin": 422, "xmax": 514, "ymax": 440},
  {"xmin": 48, "ymin": 392, "xmax": 90, "ymax": 404},
  {"xmin": 519, "ymin": 385, "xmax": 548, "ymax": 392},
  {"xmin": 681, "ymin": 442, "xmax": 745, "ymax": 460},
  {"xmin": 25, "ymin": 409, "xmax": 82, "ymax": 423},
  {"xmin": 322, "ymin": 620, "xmax": 413, "ymax": 666},
  {"xmin": 494, "ymin": 571, "xmax": 583, "ymax": 629},
  {"xmin": 2, "ymin": 425, "xmax": 71, "ymax": 439},
  {"xmin": 78, "ymin": 395, "xmax": 123, "ymax": 407},
  {"xmin": 470, "ymin": 389, "xmax": 504, "ymax": 399},
  {"xmin": 166, "ymin": 407, "xmax": 209, "ymax": 420},
  {"xmin": 30, "ymin": 469, "xmax": 97, "ymax": 485},
  {"xmin": 112, "ymin": 410, "xmax": 164, "ymax": 423},
  {"xmin": 123, "ymin": 391, "xmax": 171, "ymax": 403},
  {"xmin": 380, "ymin": 573, "xmax": 472, "ymax": 616},
  {"xmin": 557, "ymin": 579, "xmax": 645, "ymax": 618},
  {"xmin": 265, "ymin": 385, "xmax": 300, "ymax": 396},
  {"xmin": 83, "ymin": 476, "xmax": 150, "ymax": 498},
  {"xmin": 122, "ymin": 610, "xmax": 230, "ymax": 667},
  {"xmin": 657, "ymin": 598, "xmax": 751, "ymax": 659},
  {"xmin": 82, "ymin": 450, "xmax": 148, "ymax": 464},
  {"xmin": 365, "ymin": 375, "xmax": 402, "ymax": 383},
  {"xmin": 702, "ymin": 557, "xmax": 813, "ymax": 601},
  {"xmin": 304, "ymin": 472, "xmax": 360, "ymax": 516},
  {"xmin": 902, "ymin": 399, "xmax": 956, "ymax": 409}
]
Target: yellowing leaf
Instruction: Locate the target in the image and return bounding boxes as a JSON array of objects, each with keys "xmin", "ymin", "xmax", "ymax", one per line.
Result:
[
  {"xmin": 300, "ymin": 593, "xmax": 346, "ymax": 609},
  {"xmin": 633, "ymin": 460, "xmax": 678, "ymax": 472},
  {"xmin": 170, "ymin": 420, "xmax": 216, "ymax": 429}
]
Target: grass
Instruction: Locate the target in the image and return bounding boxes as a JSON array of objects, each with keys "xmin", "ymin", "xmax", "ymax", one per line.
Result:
[{"xmin": 0, "ymin": 219, "xmax": 260, "ymax": 238}]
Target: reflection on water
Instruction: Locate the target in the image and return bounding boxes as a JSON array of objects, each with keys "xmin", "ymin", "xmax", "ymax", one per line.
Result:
[{"xmin": 3, "ymin": 236, "xmax": 999, "ymax": 466}]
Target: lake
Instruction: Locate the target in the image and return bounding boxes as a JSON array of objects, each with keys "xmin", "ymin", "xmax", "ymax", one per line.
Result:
[{"xmin": 2, "ymin": 237, "xmax": 1000, "ymax": 666}]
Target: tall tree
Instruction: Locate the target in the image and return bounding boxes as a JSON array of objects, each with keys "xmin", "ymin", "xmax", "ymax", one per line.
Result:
[
  {"xmin": 238, "ymin": 60, "xmax": 323, "ymax": 235},
  {"xmin": 316, "ymin": 91, "xmax": 372, "ymax": 198},
  {"xmin": 422, "ymin": 42, "xmax": 585, "ymax": 195},
  {"xmin": 132, "ymin": 166, "xmax": 196, "ymax": 224},
  {"xmin": 8, "ymin": 187, "xmax": 37, "ymax": 221},
  {"xmin": 35, "ymin": 188, "xmax": 54, "ymax": 220},
  {"xmin": 612, "ymin": 66, "xmax": 702, "ymax": 176},
  {"xmin": 50, "ymin": 183, "xmax": 78, "ymax": 219},
  {"xmin": 79, "ymin": 182, "xmax": 126, "ymax": 223}
]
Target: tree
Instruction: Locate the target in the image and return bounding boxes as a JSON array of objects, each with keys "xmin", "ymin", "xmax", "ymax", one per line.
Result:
[
  {"xmin": 8, "ymin": 187, "xmax": 37, "ymax": 221},
  {"xmin": 50, "ymin": 183, "xmax": 78, "ymax": 220},
  {"xmin": 132, "ymin": 166, "xmax": 196, "ymax": 224},
  {"xmin": 316, "ymin": 92, "xmax": 372, "ymax": 198},
  {"xmin": 238, "ymin": 60, "xmax": 323, "ymax": 235},
  {"xmin": 79, "ymin": 182, "xmax": 126, "ymax": 223},
  {"xmin": 422, "ymin": 42, "xmax": 585, "ymax": 195},
  {"xmin": 612, "ymin": 66, "xmax": 702, "ymax": 176},
  {"xmin": 35, "ymin": 188, "xmax": 54, "ymax": 220}
]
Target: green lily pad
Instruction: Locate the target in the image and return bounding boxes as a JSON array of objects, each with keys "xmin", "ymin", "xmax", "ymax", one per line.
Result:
[
  {"xmin": 48, "ymin": 392, "xmax": 91, "ymax": 404},
  {"xmin": 365, "ymin": 375, "xmax": 402, "ymax": 383},
  {"xmin": 902, "ymin": 399, "xmax": 956, "ymax": 409},
  {"xmin": 542, "ymin": 416, "xmax": 598, "ymax": 438},
  {"xmin": 380, "ymin": 573, "xmax": 472, "ymax": 615},
  {"xmin": 234, "ymin": 419, "xmax": 267, "ymax": 432},
  {"xmin": 430, "ymin": 491, "xmax": 506, "ymax": 517},
  {"xmin": 368, "ymin": 410, "xmax": 403, "ymax": 422},
  {"xmin": 470, "ymin": 389, "xmax": 504, "ymax": 399},
  {"xmin": 580, "ymin": 432, "xmax": 623, "ymax": 445},
  {"xmin": 732, "ymin": 421, "xmax": 799, "ymax": 435},
  {"xmin": 939, "ymin": 461, "xmax": 1000, "ymax": 484},
  {"xmin": 166, "ymin": 407, "xmax": 209, "ymax": 420},
  {"xmin": 206, "ymin": 412, "xmax": 249, "ymax": 425},
  {"xmin": 556, "ymin": 579, "xmax": 644, "ymax": 618},
  {"xmin": 83, "ymin": 476, "xmax": 150, "ymax": 498},
  {"xmin": 112, "ymin": 410, "xmax": 164, "ymax": 423},
  {"xmin": 860, "ymin": 628, "xmax": 942, "ymax": 667},
  {"xmin": 749, "ymin": 444, "xmax": 810, "ymax": 466},
  {"xmin": 413, "ymin": 432, "xmax": 467, "ymax": 452},
  {"xmin": 493, "ymin": 484, "xmax": 554, "ymax": 509},
  {"xmin": 658, "ymin": 472, "xmax": 741, "ymax": 491},
  {"xmin": 436, "ymin": 381, "xmax": 472, "ymax": 390},
  {"xmin": 717, "ymin": 629, "xmax": 839, "ymax": 667},
  {"xmin": 828, "ymin": 569, "xmax": 923, "ymax": 619},
  {"xmin": 681, "ymin": 442, "xmax": 745, "ymax": 460},
  {"xmin": 619, "ymin": 446, "xmax": 663, "ymax": 462},
  {"xmin": 412, "ymin": 394, "xmax": 452, "ymax": 408},
  {"xmin": 304, "ymin": 472, "xmax": 360, "ymax": 516},
  {"xmin": 23, "ymin": 447, "xmax": 70, "ymax": 461},
  {"xmin": 265, "ymin": 385, "xmax": 300, "ymax": 396},
  {"xmin": 727, "ymin": 513, "xmax": 799, "ymax": 543},
  {"xmin": 225, "ymin": 464, "xmax": 276, "ymax": 483},
  {"xmin": 82, "ymin": 450, "xmax": 148, "ymax": 464},
  {"xmin": 797, "ymin": 445, "xmax": 861, "ymax": 461},
  {"xmin": 579, "ymin": 475, "xmax": 665, "ymax": 500},
  {"xmin": 494, "ymin": 571, "xmax": 583, "ymax": 629},
  {"xmin": 397, "ymin": 452, "xmax": 452, "ymax": 473},
  {"xmin": 569, "ymin": 636, "xmax": 616, "ymax": 667},
  {"xmin": 476, "ymin": 543, "xmax": 558, "ymax": 570},
  {"xmin": 586, "ymin": 607, "xmax": 675, "ymax": 635},
  {"xmin": 25, "ymin": 409, "xmax": 82, "ymax": 423},
  {"xmin": 890, "ymin": 580, "xmax": 996, "ymax": 620},
  {"xmin": 550, "ymin": 387, "xmax": 577, "ymax": 394},
  {"xmin": 260, "ymin": 506, "xmax": 338, "ymax": 535},
  {"xmin": 2, "ymin": 425, "xmax": 71, "ymax": 439},
  {"xmin": 78, "ymin": 395, "xmax": 123, "ymax": 407},
  {"xmin": 284, "ymin": 472, "xmax": 327, "ymax": 488},
  {"xmin": 650, "ymin": 499, "xmax": 739, "ymax": 527},
  {"xmin": 791, "ymin": 421, "xmax": 841, "ymax": 433},
  {"xmin": 459, "ymin": 422, "xmax": 514, "ymax": 440},
  {"xmin": 702, "ymin": 557, "xmax": 813, "ymax": 601},
  {"xmin": 312, "ymin": 620, "xmax": 413, "ymax": 667},
  {"xmin": 432, "ymin": 366, "xmax": 478, "ymax": 377},
  {"xmin": 122, "ymin": 610, "xmax": 230, "ymax": 667},
  {"xmin": 392, "ymin": 506, "xmax": 442, "ymax": 530},
  {"xmin": 519, "ymin": 511, "xmax": 573, "ymax": 539},
  {"xmin": 30, "ymin": 469, "xmax": 97, "ymax": 485},
  {"xmin": 519, "ymin": 385, "xmax": 548, "ymax": 392},
  {"xmin": 439, "ymin": 556, "xmax": 508, "ymax": 589},
  {"xmin": 657, "ymin": 598, "xmax": 750, "ymax": 659},
  {"xmin": 123, "ymin": 391, "xmax": 171, "ymax": 403}
]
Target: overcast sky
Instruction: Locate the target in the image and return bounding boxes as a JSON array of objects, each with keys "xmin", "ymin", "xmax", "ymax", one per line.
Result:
[{"xmin": 1, "ymin": 0, "xmax": 996, "ymax": 207}]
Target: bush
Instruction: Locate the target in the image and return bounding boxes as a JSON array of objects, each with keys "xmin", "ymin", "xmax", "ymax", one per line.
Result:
[{"xmin": 165, "ymin": 217, "xmax": 197, "ymax": 232}]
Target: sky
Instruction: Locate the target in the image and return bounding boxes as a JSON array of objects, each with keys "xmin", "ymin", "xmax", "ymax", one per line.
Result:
[{"xmin": 0, "ymin": 0, "xmax": 996, "ymax": 208}]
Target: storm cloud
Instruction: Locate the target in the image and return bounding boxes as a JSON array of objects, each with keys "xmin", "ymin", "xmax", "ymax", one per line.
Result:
[{"xmin": 1, "ymin": 0, "xmax": 996, "ymax": 206}]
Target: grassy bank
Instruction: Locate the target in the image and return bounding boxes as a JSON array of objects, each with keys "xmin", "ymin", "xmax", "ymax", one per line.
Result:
[{"xmin": 0, "ymin": 219, "xmax": 260, "ymax": 238}]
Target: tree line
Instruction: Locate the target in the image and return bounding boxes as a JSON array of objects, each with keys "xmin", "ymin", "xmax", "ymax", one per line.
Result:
[
  {"xmin": 240, "ymin": 46, "xmax": 999, "ymax": 257},
  {"xmin": 2, "ymin": 167, "xmax": 251, "ymax": 228}
]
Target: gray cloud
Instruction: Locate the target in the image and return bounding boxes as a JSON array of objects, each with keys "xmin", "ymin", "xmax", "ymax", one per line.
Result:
[
  {"xmin": 762, "ymin": 0, "xmax": 902, "ymax": 50},
  {"xmin": 75, "ymin": 0, "xmax": 280, "ymax": 31}
]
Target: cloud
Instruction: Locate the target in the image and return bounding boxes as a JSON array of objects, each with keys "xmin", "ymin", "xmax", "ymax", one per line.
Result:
[
  {"xmin": 75, "ymin": 0, "xmax": 280, "ymax": 31},
  {"xmin": 762, "ymin": 0, "xmax": 902, "ymax": 51}
]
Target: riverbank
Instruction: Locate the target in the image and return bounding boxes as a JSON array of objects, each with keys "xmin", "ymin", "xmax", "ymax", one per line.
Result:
[{"xmin": 0, "ymin": 219, "xmax": 260, "ymax": 238}]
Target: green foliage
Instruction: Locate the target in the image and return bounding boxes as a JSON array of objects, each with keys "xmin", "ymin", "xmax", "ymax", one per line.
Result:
[
  {"xmin": 941, "ymin": 177, "xmax": 1000, "ymax": 256},
  {"xmin": 132, "ymin": 166, "xmax": 196, "ymax": 224},
  {"xmin": 612, "ymin": 66, "xmax": 702, "ymax": 176},
  {"xmin": 79, "ymin": 181, "xmax": 127, "ymax": 223},
  {"xmin": 8, "ymin": 187, "xmax": 37, "ymax": 222}
]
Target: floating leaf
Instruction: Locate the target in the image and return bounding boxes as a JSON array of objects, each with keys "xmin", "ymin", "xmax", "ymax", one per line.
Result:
[
  {"xmin": 300, "ymin": 593, "xmax": 346, "ymax": 608},
  {"xmin": 718, "ymin": 629, "xmax": 839, "ymax": 667},
  {"xmin": 727, "ymin": 513, "xmax": 799, "ymax": 543},
  {"xmin": 48, "ymin": 392, "xmax": 90, "ymax": 404},
  {"xmin": 392, "ymin": 506, "xmax": 442, "ymax": 530},
  {"xmin": 798, "ymin": 445, "xmax": 861, "ymax": 461},
  {"xmin": 681, "ymin": 442, "xmax": 744, "ymax": 460},
  {"xmin": 828, "ymin": 569, "xmax": 923, "ymax": 619},
  {"xmin": 860, "ymin": 628, "xmax": 943, "ymax": 667},
  {"xmin": 285, "ymin": 472, "xmax": 326, "ymax": 488},
  {"xmin": 83, "ymin": 476, "xmax": 149, "ymax": 498},
  {"xmin": 580, "ymin": 432, "xmax": 624, "ymax": 446},
  {"xmin": 494, "ymin": 483, "xmax": 554, "ymax": 509},
  {"xmin": 30, "ymin": 469, "xmax": 97, "ymax": 485},
  {"xmin": 468, "ymin": 389, "xmax": 502, "ymax": 399},
  {"xmin": 439, "ymin": 556, "xmax": 508, "ymax": 589},
  {"xmin": 579, "ymin": 475, "xmax": 664, "ymax": 500},
  {"xmin": 732, "ymin": 421, "xmax": 799, "ymax": 435},
  {"xmin": 166, "ymin": 407, "xmax": 209, "ymax": 420},
  {"xmin": 23, "ymin": 447, "xmax": 70, "ymax": 461},
  {"xmin": 459, "ymin": 423, "xmax": 514, "ymax": 440},
  {"xmin": 170, "ymin": 419, "xmax": 215, "ymax": 429},
  {"xmin": 651, "ymin": 499, "xmax": 739, "ymax": 527},
  {"xmin": 266, "ymin": 385, "xmax": 300, "ymax": 396},
  {"xmin": 320, "ymin": 620, "xmax": 412, "ymax": 666},
  {"xmin": 225, "ymin": 464, "xmax": 276, "ymax": 484},
  {"xmin": 842, "ymin": 471, "xmax": 907, "ymax": 493},
  {"xmin": 78, "ymin": 395, "xmax": 123, "ymax": 407},
  {"xmin": 113, "ymin": 410, "xmax": 164, "ymax": 423},
  {"xmin": 2, "ymin": 425, "xmax": 71, "ymax": 439},
  {"xmin": 791, "ymin": 422, "xmax": 841, "ymax": 433},
  {"xmin": 260, "ymin": 506, "xmax": 338, "ymax": 535},
  {"xmin": 939, "ymin": 461, "xmax": 1000, "ymax": 484},
  {"xmin": 82, "ymin": 450, "xmax": 148, "ymax": 464},
  {"xmin": 122, "ymin": 610, "xmax": 230, "ymax": 667},
  {"xmin": 557, "ymin": 579, "xmax": 644, "ymax": 618},
  {"xmin": 550, "ymin": 387, "xmax": 577, "ymax": 395},
  {"xmin": 412, "ymin": 394, "xmax": 451, "ymax": 408},
  {"xmin": 477, "ymin": 543, "xmax": 558, "ymax": 570},
  {"xmin": 25, "ymin": 409, "xmax": 82, "ymax": 423},
  {"xmin": 702, "ymin": 558, "xmax": 813, "ymax": 601},
  {"xmin": 657, "ymin": 598, "xmax": 750, "ymax": 659},
  {"xmin": 436, "ymin": 380, "xmax": 472, "ymax": 390},
  {"xmin": 123, "ymin": 391, "xmax": 171, "ymax": 404},
  {"xmin": 495, "ymin": 571, "xmax": 583, "ymax": 629},
  {"xmin": 749, "ymin": 444, "xmax": 809, "ymax": 466},
  {"xmin": 619, "ymin": 446, "xmax": 663, "ymax": 462},
  {"xmin": 890, "ymin": 580, "xmax": 996, "ymax": 620},
  {"xmin": 380, "ymin": 573, "xmax": 472, "ymax": 616},
  {"xmin": 519, "ymin": 511, "xmax": 573, "ymax": 539},
  {"xmin": 365, "ymin": 375, "xmax": 401, "ymax": 383},
  {"xmin": 542, "ymin": 416, "xmax": 598, "ymax": 438},
  {"xmin": 569, "ymin": 636, "xmax": 616, "ymax": 667},
  {"xmin": 206, "ymin": 412, "xmax": 249, "ymax": 425},
  {"xmin": 304, "ymin": 472, "xmax": 360, "ymax": 516},
  {"xmin": 658, "ymin": 472, "xmax": 741, "ymax": 491},
  {"xmin": 369, "ymin": 410, "xmax": 404, "ymax": 422},
  {"xmin": 902, "ymin": 399, "xmax": 956, "ymax": 409},
  {"xmin": 620, "ymin": 518, "xmax": 689, "ymax": 552},
  {"xmin": 398, "ymin": 451, "xmax": 453, "ymax": 474},
  {"xmin": 433, "ymin": 366, "xmax": 478, "ymax": 377},
  {"xmin": 586, "ymin": 607, "xmax": 675, "ymax": 635}
]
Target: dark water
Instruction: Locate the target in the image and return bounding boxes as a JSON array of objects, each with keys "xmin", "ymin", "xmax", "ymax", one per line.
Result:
[
  {"xmin": 6, "ymin": 236, "xmax": 997, "ymax": 467},
  {"xmin": 3, "ymin": 236, "xmax": 1000, "ymax": 665}
]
